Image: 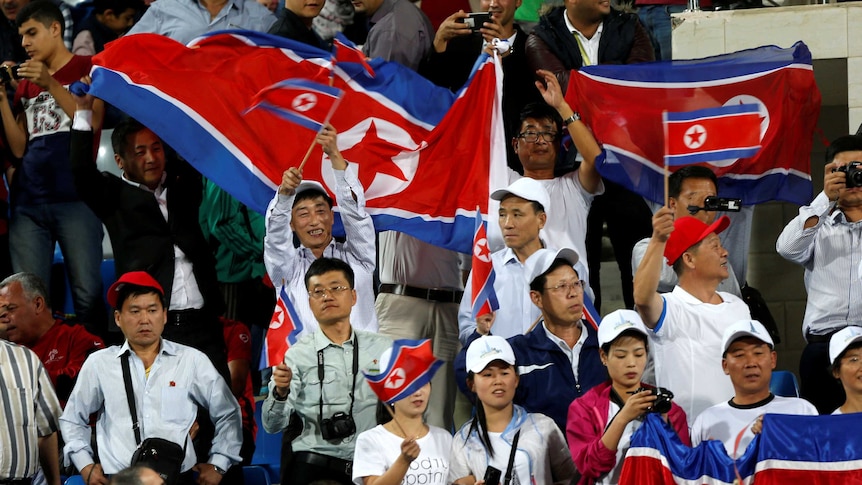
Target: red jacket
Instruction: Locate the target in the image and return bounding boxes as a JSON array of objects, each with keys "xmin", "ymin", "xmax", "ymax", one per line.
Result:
[
  {"xmin": 31, "ymin": 320, "xmax": 104, "ymax": 403},
  {"xmin": 566, "ymin": 380, "xmax": 690, "ymax": 485}
]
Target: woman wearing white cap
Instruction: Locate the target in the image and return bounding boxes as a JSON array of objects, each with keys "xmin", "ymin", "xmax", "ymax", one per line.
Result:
[
  {"xmin": 566, "ymin": 310, "xmax": 689, "ymax": 485},
  {"xmin": 830, "ymin": 327, "xmax": 862, "ymax": 415},
  {"xmin": 352, "ymin": 346, "xmax": 452, "ymax": 484},
  {"xmin": 449, "ymin": 335, "xmax": 575, "ymax": 485}
]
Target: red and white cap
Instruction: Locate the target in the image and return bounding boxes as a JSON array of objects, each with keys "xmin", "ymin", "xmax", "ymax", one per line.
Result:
[{"xmin": 106, "ymin": 271, "xmax": 164, "ymax": 309}]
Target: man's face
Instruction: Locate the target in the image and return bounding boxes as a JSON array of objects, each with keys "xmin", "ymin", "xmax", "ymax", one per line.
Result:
[
  {"xmin": 722, "ymin": 337, "xmax": 776, "ymax": 396},
  {"xmin": 513, "ymin": 117, "xmax": 559, "ymax": 172},
  {"xmin": 498, "ymin": 195, "xmax": 545, "ymax": 252},
  {"xmin": 285, "ymin": 0, "xmax": 325, "ymax": 19},
  {"xmin": 0, "ymin": 293, "xmax": 10, "ymax": 340},
  {"xmin": 1, "ymin": 0, "xmax": 28, "ymax": 21},
  {"xmin": 480, "ymin": 0, "xmax": 521, "ymax": 28},
  {"xmin": 685, "ymin": 232, "xmax": 729, "ymax": 281},
  {"xmin": 352, "ymin": 0, "xmax": 383, "ymax": 15},
  {"xmin": 0, "ymin": 282, "xmax": 42, "ymax": 346},
  {"xmin": 19, "ymin": 18, "xmax": 60, "ymax": 61},
  {"xmin": 669, "ymin": 177, "xmax": 718, "ymax": 224},
  {"xmin": 114, "ymin": 292, "xmax": 166, "ymax": 349},
  {"xmin": 102, "ymin": 8, "xmax": 138, "ymax": 35},
  {"xmin": 567, "ymin": 0, "xmax": 610, "ymax": 23},
  {"xmin": 115, "ymin": 128, "xmax": 166, "ymax": 191},
  {"xmin": 290, "ymin": 195, "xmax": 334, "ymax": 251},
  {"xmin": 530, "ymin": 265, "xmax": 584, "ymax": 325},
  {"xmin": 834, "ymin": 150, "xmax": 862, "ymax": 208},
  {"xmin": 307, "ymin": 270, "xmax": 356, "ymax": 326}
]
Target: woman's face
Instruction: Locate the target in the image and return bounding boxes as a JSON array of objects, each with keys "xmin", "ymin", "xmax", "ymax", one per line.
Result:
[
  {"xmin": 834, "ymin": 347, "xmax": 862, "ymax": 397},
  {"xmin": 393, "ymin": 382, "xmax": 431, "ymax": 418},
  {"xmin": 602, "ymin": 335, "xmax": 648, "ymax": 393},
  {"xmin": 471, "ymin": 361, "xmax": 519, "ymax": 411}
]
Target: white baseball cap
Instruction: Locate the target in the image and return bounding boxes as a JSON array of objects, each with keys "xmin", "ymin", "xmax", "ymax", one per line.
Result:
[
  {"xmin": 490, "ymin": 177, "xmax": 551, "ymax": 218},
  {"xmin": 524, "ymin": 247, "xmax": 579, "ymax": 286},
  {"xmin": 829, "ymin": 326, "xmax": 862, "ymax": 366},
  {"xmin": 721, "ymin": 320, "xmax": 774, "ymax": 356},
  {"xmin": 598, "ymin": 309, "xmax": 649, "ymax": 347},
  {"xmin": 465, "ymin": 335, "xmax": 516, "ymax": 373},
  {"xmin": 294, "ymin": 180, "xmax": 328, "ymax": 198}
]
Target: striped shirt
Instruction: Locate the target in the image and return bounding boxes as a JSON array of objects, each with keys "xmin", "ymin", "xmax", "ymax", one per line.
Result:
[
  {"xmin": 0, "ymin": 340, "xmax": 62, "ymax": 480},
  {"xmin": 776, "ymin": 191, "xmax": 862, "ymax": 337}
]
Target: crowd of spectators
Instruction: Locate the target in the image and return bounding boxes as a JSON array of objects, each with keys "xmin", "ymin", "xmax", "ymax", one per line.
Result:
[{"xmin": 1, "ymin": 0, "xmax": 861, "ymax": 484}]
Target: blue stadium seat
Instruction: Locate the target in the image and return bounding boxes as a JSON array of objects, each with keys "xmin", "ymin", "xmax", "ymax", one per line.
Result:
[
  {"xmin": 251, "ymin": 400, "xmax": 282, "ymax": 483},
  {"xmin": 65, "ymin": 476, "xmax": 85, "ymax": 485},
  {"xmin": 243, "ymin": 465, "xmax": 272, "ymax": 485},
  {"xmin": 770, "ymin": 370, "xmax": 800, "ymax": 397}
]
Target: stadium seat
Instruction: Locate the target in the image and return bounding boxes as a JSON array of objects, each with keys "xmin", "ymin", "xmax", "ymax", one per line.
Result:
[
  {"xmin": 65, "ymin": 476, "xmax": 85, "ymax": 485},
  {"xmin": 770, "ymin": 370, "xmax": 800, "ymax": 397},
  {"xmin": 251, "ymin": 400, "xmax": 282, "ymax": 483},
  {"xmin": 243, "ymin": 465, "xmax": 272, "ymax": 485}
]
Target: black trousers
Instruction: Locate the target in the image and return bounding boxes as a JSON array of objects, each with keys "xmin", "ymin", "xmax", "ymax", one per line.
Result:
[
  {"xmin": 284, "ymin": 456, "xmax": 352, "ymax": 485},
  {"xmin": 800, "ymin": 341, "xmax": 845, "ymax": 414}
]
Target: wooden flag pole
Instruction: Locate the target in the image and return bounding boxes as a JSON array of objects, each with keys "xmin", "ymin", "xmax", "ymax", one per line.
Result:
[
  {"xmin": 382, "ymin": 402, "xmax": 410, "ymax": 438},
  {"xmin": 662, "ymin": 110, "xmax": 670, "ymax": 206}
]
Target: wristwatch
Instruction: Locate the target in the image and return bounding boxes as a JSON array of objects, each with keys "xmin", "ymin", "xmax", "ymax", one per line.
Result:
[
  {"xmin": 563, "ymin": 112, "xmax": 581, "ymax": 125},
  {"xmin": 213, "ymin": 465, "xmax": 227, "ymax": 475}
]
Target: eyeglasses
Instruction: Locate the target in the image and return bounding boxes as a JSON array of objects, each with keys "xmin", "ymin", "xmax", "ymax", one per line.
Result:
[
  {"xmin": 544, "ymin": 280, "xmax": 585, "ymax": 295},
  {"xmin": 517, "ymin": 131, "xmax": 557, "ymax": 143},
  {"xmin": 308, "ymin": 286, "xmax": 351, "ymax": 299}
]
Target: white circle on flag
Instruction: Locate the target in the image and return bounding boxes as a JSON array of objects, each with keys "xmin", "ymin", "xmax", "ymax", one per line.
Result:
[
  {"xmin": 292, "ymin": 93, "xmax": 318, "ymax": 112},
  {"xmin": 683, "ymin": 124, "xmax": 707, "ymax": 149},
  {"xmin": 384, "ymin": 368, "xmax": 406, "ymax": 389},
  {"xmin": 474, "ymin": 237, "xmax": 491, "ymax": 263}
]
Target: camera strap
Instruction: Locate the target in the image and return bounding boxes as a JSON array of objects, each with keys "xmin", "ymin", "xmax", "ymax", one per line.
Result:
[
  {"xmin": 121, "ymin": 352, "xmax": 142, "ymax": 445},
  {"xmin": 503, "ymin": 430, "xmax": 520, "ymax": 485},
  {"xmin": 317, "ymin": 332, "xmax": 359, "ymax": 423}
]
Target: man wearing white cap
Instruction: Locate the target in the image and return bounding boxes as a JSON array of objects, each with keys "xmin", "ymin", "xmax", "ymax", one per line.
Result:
[
  {"xmin": 633, "ymin": 212, "xmax": 750, "ymax": 420},
  {"xmin": 458, "ymin": 177, "xmax": 549, "ymax": 344},
  {"xmin": 264, "ymin": 125, "xmax": 377, "ymax": 336},
  {"xmin": 691, "ymin": 320, "xmax": 816, "ymax": 455},
  {"xmin": 829, "ymin": 326, "xmax": 862, "ymax": 415},
  {"xmin": 456, "ymin": 247, "xmax": 606, "ymax": 431}
]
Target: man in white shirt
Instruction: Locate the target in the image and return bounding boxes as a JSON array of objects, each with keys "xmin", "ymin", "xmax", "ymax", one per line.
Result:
[
  {"xmin": 264, "ymin": 125, "xmax": 377, "ymax": 337},
  {"xmin": 691, "ymin": 320, "xmax": 817, "ymax": 455},
  {"xmin": 633, "ymin": 211, "xmax": 751, "ymax": 421}
]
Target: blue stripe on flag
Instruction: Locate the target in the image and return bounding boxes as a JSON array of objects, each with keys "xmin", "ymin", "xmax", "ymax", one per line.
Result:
[{"xmin": 665, "ymin": 103, "xmax": 760, "ymax": 122}]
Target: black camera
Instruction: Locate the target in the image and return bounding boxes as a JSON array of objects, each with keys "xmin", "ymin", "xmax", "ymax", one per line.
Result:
[
  {"xmin": 457, "ymin": 12, "xmax": 491, "ymax": 33},
  {"xmin": 483, "ymin": 466, "xmax": 502, "ymax": 485},
  {"xmin": 0, "ymin": 64, "xmax": 20, "ymax": 85},
  {"xmin": 632, "ymin": 386, "xmax": 674, "ymax": 414},
  {"xmin": 688, "ymin": 196, "xmax": 742, "ymax": 215},
  {"xmin": 320, "ymin": 412, "xmax": 356, "ymax": 441},
  {"xmin": 833, "ymin": 161, "xmax": 862, "ymax": 189}
]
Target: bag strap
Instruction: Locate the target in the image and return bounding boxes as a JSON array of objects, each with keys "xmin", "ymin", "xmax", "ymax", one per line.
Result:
[
  {"xmin": 504, "ymin": 430, "xmax": 521, "ymax": 485},
  {"xmin": 121, "ymin": 352, "xmax": 142, "ymax": 445}
]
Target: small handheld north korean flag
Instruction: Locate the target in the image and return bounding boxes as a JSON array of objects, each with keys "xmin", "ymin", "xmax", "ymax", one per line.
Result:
[
  {"xmin": 260, "ymin": 285, "xmax": 305, "ymax": 369},
  {"xmin": 663, "ymin": 104, "xmax": 762, "ymax": 166},
  {"xmin": 332, "ymin": 33, "xmax": 375, "ymax": 78},
  {"xmin": 363, "ymin": 339, "xmax": 443, "ymax": 405},
  {"xmin": 471, "ymin": 206, "xmax": 499, "ymax": 319},
  {"xmin": 246, "ymin": 78, "xmax": 343, "ymax": 132}
]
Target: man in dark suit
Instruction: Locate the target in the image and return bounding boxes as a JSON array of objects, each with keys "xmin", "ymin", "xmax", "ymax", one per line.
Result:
[{"xmin": 68, "ymin": 89, "xmax": 227, "ymax": 378}]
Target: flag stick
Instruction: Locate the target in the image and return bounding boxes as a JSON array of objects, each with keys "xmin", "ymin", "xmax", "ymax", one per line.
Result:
[
  {"xmin": 662, "ymin": 110, "xmax": 670, "ymax": 206},
  {"xmin": 297, "ymin": 91, "xmax": 344, "ymax": 172},
  {"xmin": 382, "ymin": 402, "xmax": 410, "ymax": 438}
]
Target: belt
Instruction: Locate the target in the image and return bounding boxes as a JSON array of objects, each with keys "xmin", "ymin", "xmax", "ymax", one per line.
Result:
[
  {"xmin": 0, "ymin": 478, "xmax": 33, "ymax": 485},
  {"xmin": 806, "ymin": 329, "xmax": 843, "ymax": 344},
  {"xmin": 167, "ymin": 308, "xmax": 206, "ymax": 325},
  {"xmin": 294, "ymin": 451, "xmax": 352, "ymax": 476},
  {"xmin": 378, "ymin": 284, "xmax": 464, "ymax": 303}
]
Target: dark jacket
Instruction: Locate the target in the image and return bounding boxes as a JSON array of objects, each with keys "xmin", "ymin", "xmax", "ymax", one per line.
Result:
[
  {"xmin": 267, "ymin": 8, "xmax": 329, "ymax": 49},
  {"xmin": 69, "ymin": 129, "xmax": 224, "ymax": 316},
  {"xmin": 73, "ymin": 14, "xmax": 119, "ymax": 54},
  {"xmin": 526, "ymin": 6, "xmax": 655, "ymax": 90},
  {"xmin": 456, "ymin": 321, "xmax": 607, "ymax": 432}
]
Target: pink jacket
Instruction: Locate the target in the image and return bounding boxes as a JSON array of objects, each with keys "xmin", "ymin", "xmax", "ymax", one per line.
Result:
[{"xmin": 566, "ymin": 381, "xmax": 691, "ymax": 485}]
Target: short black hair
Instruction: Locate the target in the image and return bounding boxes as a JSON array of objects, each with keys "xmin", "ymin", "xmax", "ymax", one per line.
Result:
[
  {"xmin": 825, "ymin": 134, "xmax": 862, "ymax": 165},
  {"xmin": 109, "ymin": 466, "xmax": 150, "ymax": 485},
  {"xmin": 304, "ymin": 257, "xmax": 354, "ymax": 290},
  {"xmin": 600, "ymin": 329, "xmax": 649, "ymax": 355},
  {"xmin": 94, "ymin": 0, "xmax": 145, "ymax": 15},
  {"xmin": 529, "ymin": 258, "xmax": 577, "ymax": 292},
  {"xmin": 670, "ymin": 238, "xmax": 705, "ymax": 275},
  {"xmin": 115, "ymin": 284, "xmax": 166, "ymax": 311},
  {"xmin": 516, "ymin": 102, "xmax": 563, "ymax": 140},
  {"xmin": 668, "ymin": 166, "xmax": 718, "ymax": 199},
  {"xmin": 17, "ymin": 0, "xmax": 64, "ymax": 35},
  {"xmin": 112, "ymin": 117, "xmax": 151, "ymax": 159},
  {"xmin": 293, "ymin": 188, "xmax": 333, "ymax": 210}
]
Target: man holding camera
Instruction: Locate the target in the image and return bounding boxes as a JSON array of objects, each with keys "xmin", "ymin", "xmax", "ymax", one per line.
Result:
[
  {"xmin": 633, "ymin": 211, "xmax": 751, "ymax": 421},
  {"xmin": 776, "ymin": 134, "xmax": 862, "ymax": 414},
  {"xmin": 691, "ymin": 320, "xmax": 817, "ymax": 454},
  {"xmin": 631, "ymin": 166, "xmax": 742, "ymax": 297},
  {"xmin": 262, "ymin": 257, "xmax": 391, "ymax": 485}
]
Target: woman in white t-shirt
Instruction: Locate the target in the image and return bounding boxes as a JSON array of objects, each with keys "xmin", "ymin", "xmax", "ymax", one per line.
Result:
[
  {"xmin": 830, "ymin": 327, "xmax": 862, "ymax": 415},
  {"xmin": 449, "ymin": 336, "xmax": 575, "ymax": 485},
  {"xmin": 352, "ymin": 346, "xmax": 452, "ymax": 485}
]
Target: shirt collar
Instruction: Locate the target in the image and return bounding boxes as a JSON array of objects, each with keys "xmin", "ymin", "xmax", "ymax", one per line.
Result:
[
  {"xmin": 313, "ymin": 327, "xmax": 355, "ymax": 351},
  {"xmin": 297, "ymin": 238, "xmax": 337, "ymax": 258},
  {"xmin": 370, "ymin": 0, "xmax": 396, "ymax": 24},
  {"xmin": 192, "ymin": 0, "xmax": 241, "ymax": 12},
  {"xmin": 541, "ymin": 320, "xmax": 586, "ymax": 350},
  {"xmin": 564, "ymin": 10, "xmax": 603, "ymax": 39},
  {"xmin": 115, "ymin": 338, "xmax": 177, "ymax": 358},
  {"xmin": 121, "ymin": 171, "xmax": 167, "ymax": 194}
]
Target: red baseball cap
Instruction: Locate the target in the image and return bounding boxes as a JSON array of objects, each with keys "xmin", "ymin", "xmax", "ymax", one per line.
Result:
[
  {"xmin": 664, "ymin": 215, "xmax": 730, "ymax": 266},
  {"xmin": 106, "ymin": 271, "xmax": 164, "ymax": 309}
]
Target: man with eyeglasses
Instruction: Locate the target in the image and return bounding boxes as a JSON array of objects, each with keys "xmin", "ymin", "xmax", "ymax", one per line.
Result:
[
  {"xmin": 262, "ymin": 257, "xmax": 391, "ymax": 485},
  {"xmin": 455, "ymin": 247, "xmax": 606, "ymax": 431}
]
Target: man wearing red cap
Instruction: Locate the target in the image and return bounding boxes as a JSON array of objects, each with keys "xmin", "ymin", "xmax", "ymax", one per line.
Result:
[
  {"xmin": 633, "ymin": 208, "xmax": 751, "ymax": 421},
  {"xmin": 60, "ymin": 271, "xmax": 242, "ymax": 485}
]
